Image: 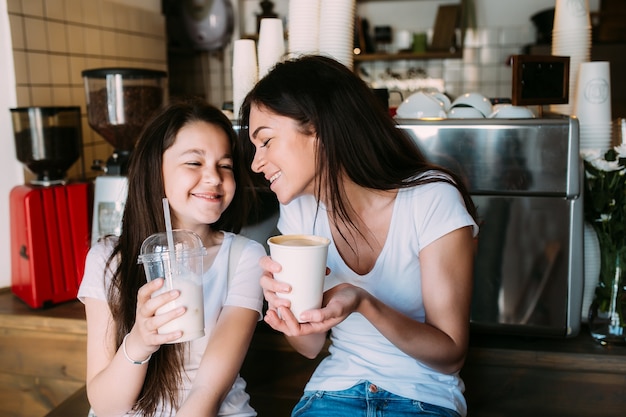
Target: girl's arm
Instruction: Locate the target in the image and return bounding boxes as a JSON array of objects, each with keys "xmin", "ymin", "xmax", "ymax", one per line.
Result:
[
  {"xmin": 176, "ymin": 305, "xmax": 259, "ymax": 417},
  {"xmin": 84, "ymin": 279, "xmax": 185, "ymax": 417}
]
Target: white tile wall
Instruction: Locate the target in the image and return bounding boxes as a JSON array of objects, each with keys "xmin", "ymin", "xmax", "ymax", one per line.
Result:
[{"xmin": 8, "ymin": 0, "xmax": 167, "ymax": 182}]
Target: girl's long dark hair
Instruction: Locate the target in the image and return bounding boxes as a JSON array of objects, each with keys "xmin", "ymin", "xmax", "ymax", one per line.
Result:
[
  {"xmin": 104, "ymin": 97, "xmax": 254, "ymax": 416},
  {"xmin": 239, "ymin": 55, "xmax": 476, "ymax": 246}
]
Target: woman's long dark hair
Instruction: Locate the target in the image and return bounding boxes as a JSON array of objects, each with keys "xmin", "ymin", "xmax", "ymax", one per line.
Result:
[
  {"xmin": 239, "ymin": 55, "xmax": 476, "ymax": 246},
  {"xmin": 104, "ymin": 97, "xmax": 254, "ymax": 416}
]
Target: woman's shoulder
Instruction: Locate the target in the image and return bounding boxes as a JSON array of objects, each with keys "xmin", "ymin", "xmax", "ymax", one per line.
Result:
[{"xmin": 400, "ymin": 173, "xmax": 461, "ymax": 198}]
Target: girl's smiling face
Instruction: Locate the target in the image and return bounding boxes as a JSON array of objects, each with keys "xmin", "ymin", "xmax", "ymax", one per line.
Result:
[
  {"xmin": 162, "ymin": 121, "xmax": 235, "ymax": 234},
  {"xmin": 248, "ymin": 104, "xmax": 318, "ymax": 204}
]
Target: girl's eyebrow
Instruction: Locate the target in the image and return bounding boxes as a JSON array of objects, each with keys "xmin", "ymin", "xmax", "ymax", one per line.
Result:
[{"xmin": 179, "ymin": 149, "xmax": 232, "ymax": 159}]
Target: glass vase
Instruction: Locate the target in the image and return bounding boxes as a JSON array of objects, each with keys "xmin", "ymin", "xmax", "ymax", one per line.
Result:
[{"xmin": 587, "ymin": 227, "xmax": 626, "ymax": 345}]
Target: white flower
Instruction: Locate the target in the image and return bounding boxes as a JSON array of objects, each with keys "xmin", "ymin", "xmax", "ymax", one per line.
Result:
[
  {"xmin": 590, "ymin": 158, "xmax": 623, "ymax": 172},
  {"xmin": 581, "ymin": 148, "xmax": 604, "ymax": 162},
  {"xmin": 598, "ymin": 213, "xmax": 613, "ymax": 223},
  {"xmin": 615, "ymin": 143, "xmax": 626, "ymax": 159}
]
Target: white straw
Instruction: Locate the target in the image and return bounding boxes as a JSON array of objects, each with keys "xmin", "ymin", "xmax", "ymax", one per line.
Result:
[{"xmin": 162, "ymin": 198, "xmax": 176, "ymax": 267}]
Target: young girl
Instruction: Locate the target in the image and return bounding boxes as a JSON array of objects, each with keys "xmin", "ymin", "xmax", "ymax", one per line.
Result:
[
  {"xmin": 78, "ymin": 98, "xmax": 265, "ymax": 417},
  {"xmin": 240, "ymin": 55, "xmax": 478, "ymax": 417}
]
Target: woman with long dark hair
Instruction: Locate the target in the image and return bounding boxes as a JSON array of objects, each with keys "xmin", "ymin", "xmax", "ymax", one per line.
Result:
[{"xmin": 240, "ymin": 55, "xmax": 478, "ymax": 417}]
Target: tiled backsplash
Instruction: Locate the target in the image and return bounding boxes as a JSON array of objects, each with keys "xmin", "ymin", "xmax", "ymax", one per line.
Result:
[
  {"xmin": 173, "ymin": 23, "xmax": 534, "ymax": 116},
  {"xmin": 6, "ymin": 0, "xmax": 535, "ymax": 184},
  {"xmin": 7, "ymin": 0, "xmax": 167, "ymax": 182},
  {"xmin": 357, "ymin": 26, "xmax": 534, "ymax": 104}
]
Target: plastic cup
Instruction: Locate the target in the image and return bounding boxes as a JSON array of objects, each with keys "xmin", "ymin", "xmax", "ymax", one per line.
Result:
[
  {"xmin": 267, "ymin": 234, "xmax": 330, "ymax": 322},
  {"xmin": 138, "ymin": 229, "xmax": 207, "ymax": 343}
]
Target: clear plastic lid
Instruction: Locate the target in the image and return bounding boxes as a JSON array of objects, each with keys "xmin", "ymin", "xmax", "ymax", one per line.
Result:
[{"xmin": 137, "ymin": 229, "xmax": 206, "ymax": 263}]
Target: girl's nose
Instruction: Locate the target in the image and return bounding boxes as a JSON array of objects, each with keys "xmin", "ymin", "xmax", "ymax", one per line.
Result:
[{"xmin": 203, "ymin": 167, "xmax": 222, "ymax": 185}]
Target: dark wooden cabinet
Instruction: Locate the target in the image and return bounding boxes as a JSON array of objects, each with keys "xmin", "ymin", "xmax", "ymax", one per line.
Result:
[
  {"xmin": 529, "ymin": 43, "xmax": 626, "ymax": 120},
  {"xmin": 241, "ymin": 323, "xmax": 626, "ymax": 417},
  {"xmin": 462, "ymin": 330, "xmax": 626, "ymax": 417},
  {"xmin": 11, "ymin": 291, "xmax": 625, "ymax": 417}
]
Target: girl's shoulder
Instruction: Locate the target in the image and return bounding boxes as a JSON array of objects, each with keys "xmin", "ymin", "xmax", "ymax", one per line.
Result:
[{"xmin": 223, "ymin": 231, "xmax": 266, "ymax": 255}]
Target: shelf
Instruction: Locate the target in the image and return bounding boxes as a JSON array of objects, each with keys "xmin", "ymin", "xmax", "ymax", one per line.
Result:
[{"xmin": 354, "ymin": 50, "xmax": 462, "ymax": 62}]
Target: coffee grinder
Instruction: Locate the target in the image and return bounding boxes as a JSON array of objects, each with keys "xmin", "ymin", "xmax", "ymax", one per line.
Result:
[
  {"xmin": 82, "ymin": 68, "xmax": 167, "ymax": 245},
  {"xmin": 9, "ymin": 106, "xmax": 91, "ymax": 308}
]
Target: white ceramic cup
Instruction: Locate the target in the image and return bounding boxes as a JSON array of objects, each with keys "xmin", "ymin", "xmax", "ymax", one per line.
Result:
[
  {"xmin": 451, "ymin": 92, "xmax": 493, "ymax": 118},
  {"xmin": 448, "ymin": 106, "xmax": 485, "ymax": 119},
  {"xmin": 395, "ymin": 91, "xmax": 447, "ymax": 119},
  {"xmin": 267, "ymin": 234, "xmax": 330, "ymax": 322},
  {"xmin": 489, "ymin": 105, "xmax": 535, "ymax": 119}
]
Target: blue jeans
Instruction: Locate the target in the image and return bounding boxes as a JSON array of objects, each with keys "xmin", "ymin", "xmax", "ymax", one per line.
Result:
[{"xmin": 291, "ymin": 381, "xmax": 461, "ymax": 417}]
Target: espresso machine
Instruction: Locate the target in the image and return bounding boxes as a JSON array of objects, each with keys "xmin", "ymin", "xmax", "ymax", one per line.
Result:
[
  {"xmin": 9, "ymin": 106, "xmax": 91, "ymax": 308},
  {"xmin": 82, "ymin": 68, "xmax": 167, "ymax": 245}
]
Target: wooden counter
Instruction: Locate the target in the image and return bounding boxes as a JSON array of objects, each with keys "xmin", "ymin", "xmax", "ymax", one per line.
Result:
[
  {"xmin": 0, "ymin": 288, "xmax": 87, "ymax": 417},
  {"xmin": 4, "ymin": 286, "xmax": 626, "ymax": 417}
]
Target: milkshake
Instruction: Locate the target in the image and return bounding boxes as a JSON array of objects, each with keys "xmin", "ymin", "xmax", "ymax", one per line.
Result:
[{"xmin": 138, "ymin": 230, "xmax": 207, "ymax": 343}]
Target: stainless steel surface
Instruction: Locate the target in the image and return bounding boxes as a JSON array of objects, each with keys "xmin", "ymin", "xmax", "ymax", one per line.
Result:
[
  {"xmin": 396, "ymin": 117, "xmax": 580, "ymax": 197},
  {"xmin": 398, "ymin": 116, "xmax": 583, "ymax": 337}
]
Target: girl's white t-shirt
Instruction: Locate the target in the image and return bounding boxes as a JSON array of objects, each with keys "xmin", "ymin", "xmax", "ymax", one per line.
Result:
[
  {"xmin": 278, "ymin": 181, "xmax": 478, "ymax": 417},
  {"xmin": 78, "ymin": 232, "xmax": 265, "ymax": 417}
]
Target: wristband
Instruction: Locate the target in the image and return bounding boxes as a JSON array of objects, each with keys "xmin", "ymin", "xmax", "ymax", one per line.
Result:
[{"xmin": 122, "ymin": 333, "xmax": 152, "ymax": 365}]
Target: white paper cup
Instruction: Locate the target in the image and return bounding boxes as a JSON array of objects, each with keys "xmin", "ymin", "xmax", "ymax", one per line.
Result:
[
  {"xmin": 232, "ymin": 39, "xmax": 258, "ymax": 118},
  {"xmin": 574, "ymin": 61, "xmax": 612, "ymax": 124},
  {"xmin": 138, "ymin": 230, "xmax": 207, "ymax": 343},
  {"xmin": 257, "ymin": 18, "xmax": 285, "ymax": 79},
  {"xmin": 268, "ymin": 234, "xmax": 330, "ymax": 322},
  {"xmin": 553, "ymin": 0, "xmax": 590, "ymax": 32}
]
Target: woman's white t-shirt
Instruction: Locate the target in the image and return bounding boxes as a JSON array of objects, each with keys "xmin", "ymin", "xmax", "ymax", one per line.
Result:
[
  {"xmin": 78, "ymin": 232, "xmax": 265, "ymax": 417},
  {"xmin": 278, "ymin": 181, "xmax": 478, "ymax": 417}
]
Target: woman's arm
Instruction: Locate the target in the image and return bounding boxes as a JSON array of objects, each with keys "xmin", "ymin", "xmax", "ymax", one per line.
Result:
[
  {"xmin": 176, "ymin": 306, "xmax": 259, "ymax": 417},
  {"xmin": 84, "ymin": 279, "xmax": 186, "ymax": 417},
  {"xmin": 357, "ymin": 226, "xmax": 475, "ymax": 373},
  {"xmin": 264, "ymin": 226, "xmax": 475, "ymax": 373}
]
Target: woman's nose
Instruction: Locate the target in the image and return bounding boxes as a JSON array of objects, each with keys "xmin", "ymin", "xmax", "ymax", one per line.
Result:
[{"xmin": 251, "ymin": 150, "xmax": 264, "ymax": 173}]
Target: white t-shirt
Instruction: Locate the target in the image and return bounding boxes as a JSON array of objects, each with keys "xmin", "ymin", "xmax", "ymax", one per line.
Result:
[
  {"xmin": 278, "ymin": 182, "xmax": 478, "ymax": 417},
  {"xmin": 78, "ymin": 232, "xmax": 265, "ymax": 417}
]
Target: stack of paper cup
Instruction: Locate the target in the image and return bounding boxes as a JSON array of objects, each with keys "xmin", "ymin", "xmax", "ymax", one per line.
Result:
[
  {"xmin": 575, "ymin": 61, "xmax": 612, "ymax": 152},
  {"xmin": 258, "ymin": 18, "xmax": 286, "ymax": 79},
  {"xmin": 550, "ymin": 0, "xmax": 592, "ymax": 116},
  {"xmin": 288, "ymin": 0, "xmax": 320, "ymax": 56},
  {"xmin": 232, "ymin": 39, "xmax": 258, "ymax": 119},
  {"xmin": 582, "ymin": 222, "xmax": 600, "ymax": 323},
  {"xmin": 318, "ymin": 0, "xmax": 356, "ymax": 70}
]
